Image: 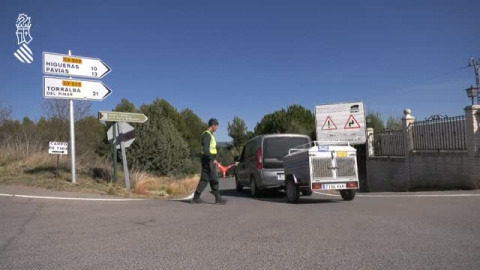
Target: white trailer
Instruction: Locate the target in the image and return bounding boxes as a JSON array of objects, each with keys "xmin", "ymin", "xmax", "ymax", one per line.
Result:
[{"xmin": 283, "ymin": 141, "xmax": 359, "ymax": 203}]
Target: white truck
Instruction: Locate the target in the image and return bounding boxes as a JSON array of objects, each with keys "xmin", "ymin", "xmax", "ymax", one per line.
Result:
[{"xmin": 283, "ymin": 141, "xmax": 359, "ymax": 203}]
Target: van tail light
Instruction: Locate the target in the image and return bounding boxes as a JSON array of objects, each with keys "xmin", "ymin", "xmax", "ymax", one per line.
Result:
[{"xmin": 256, "ymin": 148, "xmax": 263, "ymax": 169}]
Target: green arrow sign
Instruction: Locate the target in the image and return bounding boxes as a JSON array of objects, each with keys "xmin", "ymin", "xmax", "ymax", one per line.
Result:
[{"xmin": 98, "ymin": 111, "xmax": 148, "ymax": 123}]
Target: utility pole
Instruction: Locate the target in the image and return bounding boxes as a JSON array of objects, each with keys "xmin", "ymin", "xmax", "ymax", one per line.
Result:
[{"xmin": 469, "ymin": 58, "xmax": 480, "ymax": 105}]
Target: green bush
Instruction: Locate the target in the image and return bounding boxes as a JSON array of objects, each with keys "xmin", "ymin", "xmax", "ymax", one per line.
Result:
[{"xmin": 126, "ymin": 108, "xmax": 193, "ymax": 176}]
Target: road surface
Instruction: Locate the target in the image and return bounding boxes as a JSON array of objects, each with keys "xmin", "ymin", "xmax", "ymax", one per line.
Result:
[{"xmin": 1, "ymin": 179, "xmax": 479, "ymax": 270}]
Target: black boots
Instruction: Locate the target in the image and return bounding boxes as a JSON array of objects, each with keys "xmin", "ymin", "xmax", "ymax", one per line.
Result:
[
  {"xmin": 190, "ymin": 192, "xmax": 204, "ymax": 204},
  {"xmin": 214, "ymin": 193, "xmax": 227, "ymax": 205},
  {"xmin": 191, "ymin": 191, "xmax": 227, "ymax": 205}
]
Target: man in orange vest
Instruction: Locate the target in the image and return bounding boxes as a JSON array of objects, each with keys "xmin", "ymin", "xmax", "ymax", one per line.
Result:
[{"xmin": 191, "ymin": 118, "xmax": 227, "ymax": 205}]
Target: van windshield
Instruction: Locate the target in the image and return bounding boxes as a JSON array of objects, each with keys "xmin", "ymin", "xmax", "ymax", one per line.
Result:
[{"xmin": 263, "ymin": 137, "xmax": 310, "ymax": 169}]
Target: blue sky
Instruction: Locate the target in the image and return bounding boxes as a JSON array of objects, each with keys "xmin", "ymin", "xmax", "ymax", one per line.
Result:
[{"xmin": 1, "ymin": 0, "xmax": 478, "ymax": 141}]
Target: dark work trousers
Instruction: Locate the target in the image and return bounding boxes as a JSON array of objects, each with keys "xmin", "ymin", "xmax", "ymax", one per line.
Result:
[{"xmin": 196, "ymin": 157, "xmax": 219, "ymax": 195}]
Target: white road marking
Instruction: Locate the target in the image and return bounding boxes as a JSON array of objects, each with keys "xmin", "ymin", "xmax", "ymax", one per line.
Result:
[
  {"xmin": 0, "ymin": 193, "xmax": 145, "ymax": 201},
  {"xmin": 170, "ymin": 192, "xmax": 194, "ymax": 201},
  {"xmin": 313, "ymin": 191, "xmax": 480, "ymax": 198},
  {"xmin": 358, "ymin": 194, "xmax": 480, "ymax": 198},
  {"xmin": 313, "ymin": 192, "xmax": 340, "ymax": 197}
]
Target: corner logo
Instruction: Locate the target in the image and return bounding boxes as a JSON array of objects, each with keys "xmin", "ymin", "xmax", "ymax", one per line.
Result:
[{"xmin": 14, "ymin": 13, "xmax": 33, "ymax": 64}]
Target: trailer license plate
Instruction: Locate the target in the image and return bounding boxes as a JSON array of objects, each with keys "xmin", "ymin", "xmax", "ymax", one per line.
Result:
[
  {"xmin": 277, "ymin": 173, "xmax": 285, "ymax": 180},
  {"xmin": 321, "ymin": 183, "xmax": 346, "ymax": 190}
]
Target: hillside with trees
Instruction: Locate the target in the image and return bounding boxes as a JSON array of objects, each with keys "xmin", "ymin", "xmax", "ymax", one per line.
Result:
[{"xmin": 0, "ymin": 99, "xmax": 402, "ymax": 194}]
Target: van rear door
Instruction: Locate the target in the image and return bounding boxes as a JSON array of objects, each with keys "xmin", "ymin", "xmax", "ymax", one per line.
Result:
[{"xmin": 263, "ymin": 136, "xmax": 310, "ymax": 169}]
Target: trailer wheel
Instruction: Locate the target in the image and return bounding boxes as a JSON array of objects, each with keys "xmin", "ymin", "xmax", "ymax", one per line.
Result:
[
  {"xmin": 301, "ymin": 189, "xmax": 313, "ymax": 196},
  {"xmin": 340, "ymin": 190, "xmax": 356, "ymax": 201},
  {"xmin": 286, "ymin": 180, "xmax": 300, "ymax": 204},
  {"xmin": 235, "ymin": 176, "xmax": 243, "ymax": 192}
]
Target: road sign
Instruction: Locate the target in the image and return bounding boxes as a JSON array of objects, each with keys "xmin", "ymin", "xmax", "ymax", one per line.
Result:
[
  {"xmin": 321, "ymin": 116, "xmax": 338, "ymax": 130},
  {"xmin": 315, "ymin": 102, "xmax": 366, "ymax": 145},
  {"xmin": 43, "ymin": 52, "xmax": 111, "ymax": 79},
  {"xmin": 107, "ymin": 123, "xmax": 135, "ymax": 149},
  {"xmin": 107, "ymin": 123, "xmax": 134, "ymax": 189},
  {"xmin": 49, "ymin": 142, "xmax": 68, "ymax": 155},
  {"xmin": 101, "ymin": 111, "xmax": 147, "ymax": 189},
  {"xmin": 344, "ymin": 115, "xmax": 361, "ymax": 129},
  {"xmin": 43, "ymin": 76, "xmax": 112, "ymax": 101},
  {"xmin": 98, "ymin": 111, "xmax": 148, "ymax": 123}
]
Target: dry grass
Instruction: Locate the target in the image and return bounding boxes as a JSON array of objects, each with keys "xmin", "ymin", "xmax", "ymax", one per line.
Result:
[
  {"xmin": 131, "ymin": 170, "xmax": 199, "ymax": 198},
  {"xmin": 0, "ymin": 143, "xmax": 199, "ymax": 198},
  {"xmin": 0, "ymin": 148, "xmax": 129, "ymax": 197},
  {"xmin": 0, "ymin": 138, "xmax": 43, "ymax": 166},
  {"xmin": 1, "ymin": 152, "xmax": 61, "ymax": 176},
  {"xmin": 165, "ymin": 175, "xmax": 199, "ymax": 197}
]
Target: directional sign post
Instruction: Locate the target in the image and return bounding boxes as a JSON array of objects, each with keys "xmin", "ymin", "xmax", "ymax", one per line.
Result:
[
  {"xmin": 111, "ymin": 124, "xmax": 118, "ymax": 183},
  {"xmin": 99, "ymin": 111, "xmax": 148, "ymax": 123},
  {"xmin": 43, "ymin": 52, "xmax": 111, "ymax": 79},
  {"xmin": 118, "ymin": 123, "xmax": 131, "ymax": 189},
  {"xmin": 106, "ymin": 123, "xmax": 135, "ymax": 188},
  {"xmin": 43, "ymin": 50, "xmax": 112, "ymax": 184},
  {"xmin": 101, "ymin": 112, "xmax": 147, "ymax": 189},
  {"xmin": 43, "ymin": 76, "xmax": 112, "ymax": 101}
]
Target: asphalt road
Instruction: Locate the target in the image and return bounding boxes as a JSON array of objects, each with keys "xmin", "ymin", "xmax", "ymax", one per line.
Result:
[{"xmin": 1, "ymin": 178, "xmax": 479, "ymax": 270}]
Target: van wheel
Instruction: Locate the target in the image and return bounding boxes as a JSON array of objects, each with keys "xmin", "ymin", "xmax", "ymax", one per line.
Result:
[
  {"xmin": 286, "ymin": 180, "xmax": 299, "ymax": 204},
  {"xmin": 250, "ymin": 177, "xmax": 260, "ymax": 197},
  {"xmin": 340, "ymin": 190, "xmax": 356, "ymax": 201},
  {"xmin": 235, "ymin": 176, "xmax": 243, "ymax": 192}
]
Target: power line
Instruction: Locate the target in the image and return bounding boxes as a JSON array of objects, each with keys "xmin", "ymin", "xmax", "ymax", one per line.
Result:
[
  {"xmin": 421, "ymin": 65, "xmax": 469, "ymax": 81},
  {"xmin": 364, "ymin": 65, "xmax": 470, "ymax": 100}
]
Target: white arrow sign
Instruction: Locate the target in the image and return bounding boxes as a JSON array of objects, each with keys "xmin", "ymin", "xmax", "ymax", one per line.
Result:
[
  {"xmin": 49, "ymin": 141, "xmax": 68, "ymax": 155},
  {"xmin": 43, "ymin": 76, "xmax": 112, "ymax": 101},
  {"xmin": 43, "ymin": 52, "xmax": 111, "ymax": 79}
]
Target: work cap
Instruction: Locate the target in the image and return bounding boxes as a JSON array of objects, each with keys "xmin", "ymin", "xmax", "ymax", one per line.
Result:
[{"xmin": 208, "ymin": 118, "xmax": 219, "ymax": 126}]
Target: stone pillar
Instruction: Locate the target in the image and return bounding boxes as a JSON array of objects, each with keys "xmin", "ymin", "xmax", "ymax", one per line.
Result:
[
  {"xmin": 402, "ymin": 109, "xmax": 415, "ymax": 190},
  {"xmin": 464, "ymin": 105, "xmax": 480, "ymax": 157},
  {"xmin": 402, "ymin": 108, "xmax": 415, "ymax": 155},
  {"xmin": 465, "ymin": 105, "xmax": 480, "ymax": 189},
  {"xmin": 367, "ymin": 128, "xmax": 375, "ymax": 158},
  {"xmin": 365, "ymin": 127, "xmax": 375, "ymax": 192}
]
